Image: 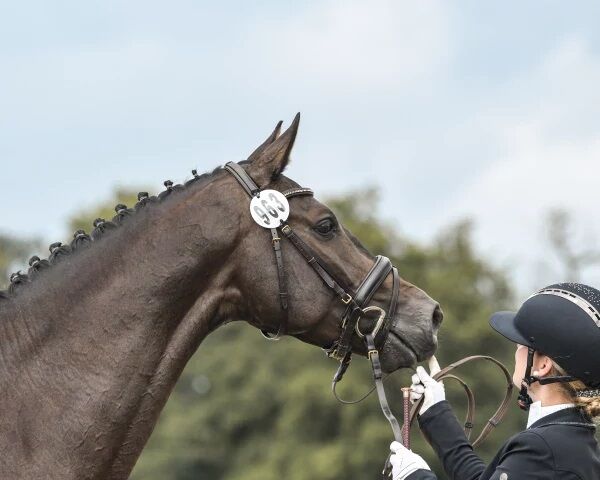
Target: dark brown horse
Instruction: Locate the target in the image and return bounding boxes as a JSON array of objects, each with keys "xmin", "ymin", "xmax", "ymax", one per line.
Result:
[{"xmin": 0, "ymin": 115, "xmax": 441, "ymax": 479}]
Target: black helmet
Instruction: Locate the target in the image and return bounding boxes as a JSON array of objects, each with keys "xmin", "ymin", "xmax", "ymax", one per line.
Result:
[{"xmin": 490, "ymin": 283, "xmax": 600, "ymax": 409}]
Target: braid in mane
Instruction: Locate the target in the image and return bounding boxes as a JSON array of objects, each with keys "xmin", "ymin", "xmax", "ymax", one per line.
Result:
[
  {"xmin": 9, "ymin": 271, "xmax": 29, "ymax": 294},
  {"xmin": 91, "ymin": 218, "xmax": 117, "ymax": 241},
  {"xmin": 184, "ymin": 169, "xmax": 201, "ymax": 187},
  {"xmin": 0, "ymin": 166, "xmax": 225, "ymax": 301},
  {"xmin": 112, "ymin": 204, "xmax": 135, "ymax": 225},
  {"xmin": 157, "ymin": 180, "xmax": 185, "ymax": 201},
  {"xmin": 27, "ymin": 255, "xmax": 51, "ymax": 279},
  {"xmin": 48, "ymin": 242, "xmax": 71, "ymax": 264},
  {"xmin": 134, "ymin": 192, "xmax": 158, "ymax": 211},
  {"xmin": 71, "ymin": 230, "xmax": 92, "ymax": 250}
]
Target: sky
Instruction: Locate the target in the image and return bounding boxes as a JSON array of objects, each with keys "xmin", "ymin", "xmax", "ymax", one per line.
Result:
[{"xmin": 2, "ymin": 1, "xmax": 600, "ymax": 296}]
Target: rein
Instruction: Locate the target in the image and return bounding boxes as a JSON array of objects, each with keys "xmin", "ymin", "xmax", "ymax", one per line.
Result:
[
  {"xmin": 223, "ymin": 161, "xmax": 514, "ymax": 479},
  {"xmin": 335, "ymin": 350, "xmax": 514, "ymax": 478},
  {"xmin": 411, "ymin": 355, "xmax": 514, "ymax": 447}
]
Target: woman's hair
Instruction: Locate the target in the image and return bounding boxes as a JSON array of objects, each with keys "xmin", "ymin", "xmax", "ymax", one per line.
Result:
[{"xmin": 551, "ymin": 361, "xmax": 600, "ymax": 420}]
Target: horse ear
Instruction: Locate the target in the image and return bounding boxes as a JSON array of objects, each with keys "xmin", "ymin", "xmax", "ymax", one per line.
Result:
[
  {"xmin": 247, "ymin": 120, "xmax": 283, "ymax": 162},
  {"xmin": 247, "ymin": 113, "xmax": 300, "ymax": 185}
]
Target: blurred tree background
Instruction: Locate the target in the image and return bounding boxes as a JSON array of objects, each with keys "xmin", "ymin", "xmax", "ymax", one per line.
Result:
[
  {"xmin": 0, "ymin": 234, "xmax": 40, "ymax": 290},
  {"xmin": 0, "ymin": 187, "xmax": 594, "ymax": 479}
]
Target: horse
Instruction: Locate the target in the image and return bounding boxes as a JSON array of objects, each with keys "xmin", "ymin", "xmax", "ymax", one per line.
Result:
[{"xmin": 0, "ymin": 114, "xmax": 442, "ymax": 479}]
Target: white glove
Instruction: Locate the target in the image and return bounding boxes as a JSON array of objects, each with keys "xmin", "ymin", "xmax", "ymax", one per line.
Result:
[
  {"xmin": 390, "ymin": 441, "xmax": 431, "ymax": 479},
  {"xmin": 410, "ymin": 356, "xmax": 445, "ymax": 415}
]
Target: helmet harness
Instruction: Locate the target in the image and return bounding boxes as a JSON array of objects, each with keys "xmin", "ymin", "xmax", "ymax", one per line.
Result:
[{"xmin": 518, "ymin": 347, "xmax": 576, "ymax": 410}]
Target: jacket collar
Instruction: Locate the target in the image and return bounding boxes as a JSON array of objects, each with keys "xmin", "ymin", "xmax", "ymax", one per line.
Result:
[
  {"xmin": 528, "ymin": 405, "xmax": 593, "ymax": 429},
  {"xmin": 527, "ymin": 401, "xmax": 575, "ymax": 428}
]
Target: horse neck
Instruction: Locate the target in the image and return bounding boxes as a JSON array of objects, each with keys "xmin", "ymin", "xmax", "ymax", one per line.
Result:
[{"xmin": 0, "ymin": 177, "xmax": 241, "ymax": 479}]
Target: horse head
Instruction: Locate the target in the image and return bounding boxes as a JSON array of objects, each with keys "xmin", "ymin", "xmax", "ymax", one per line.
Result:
[{"xmin": 225, "ymin": 113, "xmax": 442, "ymax": 372}]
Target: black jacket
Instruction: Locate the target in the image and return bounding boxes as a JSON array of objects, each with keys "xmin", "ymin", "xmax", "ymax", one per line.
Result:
[{"xmin": 407, "ymin": 401, "xmax": 600, "ymax": 480}]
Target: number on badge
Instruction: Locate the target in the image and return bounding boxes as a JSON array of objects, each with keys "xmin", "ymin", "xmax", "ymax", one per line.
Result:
[{"xmin": 249, "ymin": 189, "xmax": 290, "ymax": 228}]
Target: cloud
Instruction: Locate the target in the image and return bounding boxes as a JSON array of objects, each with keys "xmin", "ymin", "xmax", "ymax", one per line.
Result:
[
  {"xmin": 233, "ymin": 0, "xmax": 451, "ymax": 94},
  {"xmin": 439, "ymin": 35, "xmax": 600, "ymax": 292}
]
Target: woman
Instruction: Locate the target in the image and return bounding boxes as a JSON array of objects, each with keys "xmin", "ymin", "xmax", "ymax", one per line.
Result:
[{"xmin": 390, "ymin": 282, "xmax": 600, "ymax": 479}]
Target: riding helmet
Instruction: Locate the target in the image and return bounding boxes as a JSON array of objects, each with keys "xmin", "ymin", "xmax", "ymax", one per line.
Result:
[{"xmin": 489, "ymin": 282, "xmax": 600, "ymax": 388}]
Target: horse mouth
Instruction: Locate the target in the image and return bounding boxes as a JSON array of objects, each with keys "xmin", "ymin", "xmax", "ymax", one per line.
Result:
[
  {"xmin": 380, "ymin": 330, "xmax": 419, "ymax": 372},
  {"xmin": 394, "ymin": 331, "xmax": 420, "ymax": 360}
]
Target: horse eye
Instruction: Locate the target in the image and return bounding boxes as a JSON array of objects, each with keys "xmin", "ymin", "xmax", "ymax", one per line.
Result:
[{"xmin": 313, "ymin": 218, "xmax": 336, "ymax": 236}]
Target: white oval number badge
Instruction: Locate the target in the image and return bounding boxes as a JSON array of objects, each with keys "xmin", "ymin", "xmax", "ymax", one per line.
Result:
[{"xmin": 249, "ymin": 189, "xmax": 290, "ymax": 228}]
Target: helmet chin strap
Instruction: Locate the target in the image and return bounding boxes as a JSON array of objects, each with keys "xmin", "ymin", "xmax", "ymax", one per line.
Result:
[
  {"xmin": 518, "ymin": 347, "xmax": 536, "ymax": 410},
  {"xmin": 518, "ymin": 347, "xmax": 577, "ymax": 411}
]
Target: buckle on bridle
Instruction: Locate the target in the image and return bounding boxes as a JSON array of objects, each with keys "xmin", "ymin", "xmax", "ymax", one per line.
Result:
[
  {"xmin": 355, "ymin": 306, "xmax": 386, "ymax": 339},
  {"xmin": 341, "ymin": 293, "xmax": 353, "ymax": 304}
]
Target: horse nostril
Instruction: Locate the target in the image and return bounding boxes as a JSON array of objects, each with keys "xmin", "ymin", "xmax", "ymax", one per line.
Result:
[{"xmin": 432, "ymin": 305, "xmax": 444, "ymax": 329}]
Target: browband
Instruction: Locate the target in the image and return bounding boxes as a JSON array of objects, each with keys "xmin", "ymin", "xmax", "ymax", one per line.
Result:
[{"xmin": 284, "ymin": 187, "xmax": 314, "ymax": 198}]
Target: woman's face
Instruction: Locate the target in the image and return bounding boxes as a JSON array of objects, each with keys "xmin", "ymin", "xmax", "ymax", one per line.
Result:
[{"xmin": 513, "ymin": 344, "xmax": 530, "ymax": 388}]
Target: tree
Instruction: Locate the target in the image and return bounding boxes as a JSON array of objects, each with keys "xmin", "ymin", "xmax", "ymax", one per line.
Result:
[
  {"xmin": 544, "ymin": 208, "xmax": 600, "ymax": 282},
  {"xmin": 0, "ymin": 234, "xmax": 39, "ymax": 290},
  {"xmin": 68, "ymin": 187, "xmax": 144, "ymax": 234}
]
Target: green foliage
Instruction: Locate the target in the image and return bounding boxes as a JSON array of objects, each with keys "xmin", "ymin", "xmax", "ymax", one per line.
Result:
[
  {"xmin": 0, "ymin": 234, "xmax": 39, "ymax": 289},
  {"xmin": 125, "ymin": 188, "xmax": 523, "ymax": 479},
  {"xmin": 68, "ymin": 187, "xmax": 144, "ymax": 234},
  {"xmin": 545, "ymin": 208, "xmax": 600, "ymax": 281}
]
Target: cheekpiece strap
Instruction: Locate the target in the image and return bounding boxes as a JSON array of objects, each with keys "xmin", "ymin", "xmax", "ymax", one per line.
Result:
[{"xmin": 225, "ymin": 161, "xmax": 316, "ymax": 341}]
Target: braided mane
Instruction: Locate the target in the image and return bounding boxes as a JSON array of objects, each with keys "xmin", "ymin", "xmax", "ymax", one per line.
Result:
[{"xmin": 1, "ymin": 165, "xmax": 229, "ymax": 300}]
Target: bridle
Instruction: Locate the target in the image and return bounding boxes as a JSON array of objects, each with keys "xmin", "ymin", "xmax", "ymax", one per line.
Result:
[
  {"xmin": 224, "ymin": 161, "xmax": 400, "ymax": 359},
  {"xmin": 224, "ymin": 161, "xmax": 514, "ymax": 479}
]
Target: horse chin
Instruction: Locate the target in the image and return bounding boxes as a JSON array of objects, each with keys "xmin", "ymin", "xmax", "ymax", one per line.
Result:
[{"xmin": 378, "ymin": 331, "xmax": 421, "ymax": 374}]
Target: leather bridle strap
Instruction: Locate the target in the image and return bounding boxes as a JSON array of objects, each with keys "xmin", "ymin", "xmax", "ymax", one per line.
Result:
[
  {"xmin": 224, "ymin": 161, "xmax": 313, "ymax": 339},
  {"xmin": 353, "ymin": 256, "xmax": 393, "ymax": 306},
  {"xmin": 379, "ymin": 355, "xmax": 514, "ymax": 479},
  {"xmin": 333, "ymin": 256, "xmax": 393, "ymax": 361},
  {"xmin": 279, "ymin": 224, "xmax": 354, "ymax": 303},
  {"xmin": 378, "ymin": 267, "xmax": 399, "ymax": 346},
  {"xmin": 280, "ymin": 221, "xmax": 397, "ymax": 365},
  {"xmin": 407, "ymin": 355, "xmax": 514, "ymax": 447},
  {"xmin": 366, "ymin": 333, "xmax": 403, "ymax": 441},
  {"xmin": 279, "ymin": 223, "xmax": 395, "ymax": 359},
  {"xmin": 224, "ymin": 161, "xmax": 260, "ymax": 196}
]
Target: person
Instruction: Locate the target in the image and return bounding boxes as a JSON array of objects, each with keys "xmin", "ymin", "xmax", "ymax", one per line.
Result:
[{"xmin": 389, "ymin": 282, "xmax": 600, "ymax": 480}]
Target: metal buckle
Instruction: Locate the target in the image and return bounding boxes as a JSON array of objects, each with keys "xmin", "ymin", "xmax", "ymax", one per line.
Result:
[
  {"xmin": 355, "ymin": 306, "xmax": 387, "ymax": 339},
  {"xmin": 326, "ymin": 347, "xmax": 343, "ymax": 361},
  {"xmin": 341, "ymin": 293, "xmax": 353, "ymax": 304},
  {"xmin": 281, "ymin": 225, "xmax": 292, "ymax": 235},
  {"xmin": 368, "ymin": 349, "xmax": 378, "ymax": 359},
  {"xmin": 271, "ymin": 236, "xmax": 281, "ymax": 244}
]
